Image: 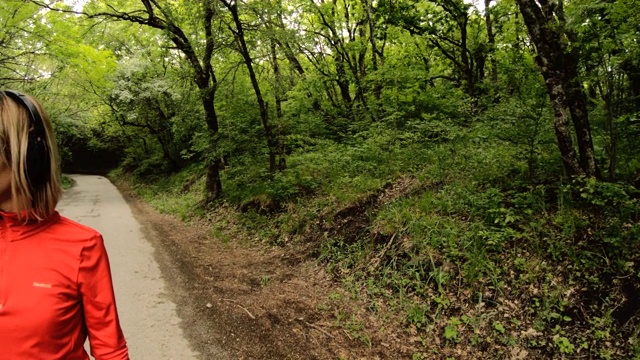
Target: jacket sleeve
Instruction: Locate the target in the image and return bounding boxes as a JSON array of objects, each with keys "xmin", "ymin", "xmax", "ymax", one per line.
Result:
[{"xmin": 78, "ymin": 235, "xmax": 129, "ymax": 360}]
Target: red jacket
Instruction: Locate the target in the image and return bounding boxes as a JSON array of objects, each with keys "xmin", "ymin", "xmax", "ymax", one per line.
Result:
[{"xmin": 0, "ymin": 211, "xmax": 129, "ymax": 359}]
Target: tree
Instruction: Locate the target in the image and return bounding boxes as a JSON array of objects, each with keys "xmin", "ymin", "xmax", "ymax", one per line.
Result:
[
  {"xmin": 515, "ymin": 0, "xmax": 599, "ymax": 178},
  {"xmin": 219, "ymin": 0, "xmax": 282, "ymax": 174},
  {"xmin": 484, "ymin": 0, "xmax": 497, "ymax": 84},
  {"xmin": 0, "ymin": 1, "xmax": 47, "ymax": 86},
  {"xmin": 107, "ymin": 55, "xmax": 191, "ymax": 172},
  {"xmin": 31, "ymin": 0, "xmax": 227, "ymax": 202},
  {"xmin": 383, "ymin": 0, "xmax": 485, "ymax": 99}
]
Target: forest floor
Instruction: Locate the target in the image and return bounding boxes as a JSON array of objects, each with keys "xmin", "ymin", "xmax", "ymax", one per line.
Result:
[{"xmin": 122, "ymin": 189, "xmax": 404, "ymax": 359}]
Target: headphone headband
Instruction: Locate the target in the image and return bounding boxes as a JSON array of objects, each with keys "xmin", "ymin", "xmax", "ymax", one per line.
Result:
[{"xmin": 2, "ymin": 90, "xmax": 45, "ymax": 133}]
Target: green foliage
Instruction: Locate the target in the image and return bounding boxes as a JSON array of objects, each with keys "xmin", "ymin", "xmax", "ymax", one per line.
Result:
[
  {"xmin": 0, "ymin": 1, "xmax": 49, "ymax": 86},
  {"xmin": 105, "ymin": 53, "xmax": 202, "ymax": 177},
  {"xmin": 406, "ymin": 304, "xmax": 429, "ymax": 330},
  {"xmin": 554, "ymin": 336, "xmax": 575, "ymax": 355},
  {"xmin": 13, "ymin": 0, "xmax": 640, "ymax": 357},
  {"xmin": 120, "ymin": 164, "xmax": 206, "ymax": 221},
  {"xmin": 61, "ymin": 175, "xmax": 74, "ymax": 190},
  {"xmin": 444, "ymin": 317, "xmax": 461, "ymax": 343}
]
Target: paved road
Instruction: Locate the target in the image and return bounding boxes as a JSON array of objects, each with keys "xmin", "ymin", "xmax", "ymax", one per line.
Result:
[{"xmin": 56, "ymin": 174, "xmax": 200, "ymax": 360}]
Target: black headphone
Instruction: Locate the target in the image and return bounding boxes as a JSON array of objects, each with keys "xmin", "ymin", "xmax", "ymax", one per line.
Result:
[{"xmin": 1, "ymin": 90, "xmax": 50, "ymax": 191}]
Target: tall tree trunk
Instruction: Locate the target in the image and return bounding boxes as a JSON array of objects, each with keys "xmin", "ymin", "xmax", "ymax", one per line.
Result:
[
  {"xmin": 484, "ymin": 0, "xmax": 498, "ymax": 83},
  {"xmin": 596, "ymin": 70, "xmax": 622, "ymax": 180},
  {"xmin": 363, "ymin": 0, "xmax": 378, "ymax": 72},
  {"xmin": 515, "ymin": 0, "xmax": 599, "ymax": 178},
  {"xmin": 458, "ymin": 14, "xmax": 474, "ymax": 98},
  {"xmin": 316, "ymin": 0, "xmax": 373, "ymax": 117},
  {"xmin": 270, "ymin": 39, "xmax": 287, "ymax": 171},
  {"xmin": 81, "ymin": 0, "xmax": 226, "ymax": 203},
  {"xmin": 201, "ymin": 5, "xmax": 223, "ymax": 202},
  {"xmin": 604, "ymin": 91, "xmax": 617, "ymax": 180},
  {"xmin": 362, "ymin": 0, "xmax": 383, "ymax": 103},
  {"xmin": 547, "ymin": 77, "xmax": 584, "ymax": 176},
  {"xmin": 272, "ymin": 4, "xmax": 324, "ymax": 114},
  {"xmin": 335, "ymin": 56, "xmax": 353, "ymax": 111},
  {"xmin": 565, "ymin": 54, "xmax": 599, "ymax": 177},
  {"xmin": 275, "ymin": 10, "xmax": 305, "ymax": 77},
  {"xmin": 621, "ymin": 58, "xmax": 640, "ymax": 112},
  {"xmin": 222, "ymin": 0, "xmax": 278, "ymax": 173},
  {"xmin": 202, "ymin": 87, "xmax": 223, "ymax": 203}
]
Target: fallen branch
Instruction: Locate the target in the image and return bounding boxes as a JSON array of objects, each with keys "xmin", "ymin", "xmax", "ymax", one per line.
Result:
[
  {"xmin": 368, "ymin": 231, "xmax": 397, "ymax": 272},
  {"xmin": 295, "ymin": 318, "xmax": 334, "ymax": 338},
  {"xmin": 221, "ymin": 298, "xmax": 256, "ymax": 319}
]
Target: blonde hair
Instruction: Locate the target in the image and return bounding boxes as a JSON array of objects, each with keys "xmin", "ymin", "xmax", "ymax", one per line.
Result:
[{"xmin": 0, "ymin": 91, "xmax": 62, "ymax": 221}]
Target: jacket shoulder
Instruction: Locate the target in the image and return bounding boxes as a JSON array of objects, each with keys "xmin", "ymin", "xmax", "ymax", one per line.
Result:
[{"xmin": 43, "ymin": 215, "xmax": 102, "ymax": 243}]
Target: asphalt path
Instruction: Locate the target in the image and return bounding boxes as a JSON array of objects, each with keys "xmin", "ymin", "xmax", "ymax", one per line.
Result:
[{"xmin": 56, "ymin": 174, "xmax": 200, "ymax": 359}]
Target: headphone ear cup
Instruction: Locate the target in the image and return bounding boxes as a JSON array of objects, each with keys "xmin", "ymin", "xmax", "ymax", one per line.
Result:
[
  {"xmin": 2, "ymin": 90, "xmax": 51, "ymax": 192},
  {"xmin": 26, "ymin": 129, "xmax": 50, "ymax": 191}
]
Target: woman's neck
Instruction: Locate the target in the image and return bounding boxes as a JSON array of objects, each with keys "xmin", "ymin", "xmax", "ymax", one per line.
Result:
[{"xmin": 0, "ymin": 197, "xmax": 13, "ymax": 213}]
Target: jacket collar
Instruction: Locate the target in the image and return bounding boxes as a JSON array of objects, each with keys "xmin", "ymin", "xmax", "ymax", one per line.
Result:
[{"xmin": 0, "ymin": 210, "xmax": 60, "ymax": 241}]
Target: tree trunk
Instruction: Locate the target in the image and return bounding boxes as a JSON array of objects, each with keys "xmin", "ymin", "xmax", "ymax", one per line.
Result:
[
  {"xmin": 515, "ymin": 0, "xmax": 599, "ymax": 178},
  {"xmin": 363, "ymin": 0, "xmax": 383, "ymax": 103},
  {"xmin": 335, "ymin": 56, "xmax": 353, "ymax": 111},
  {"xmin": 363, "ymin": 0, "xmax": 378, "ymax": 72},
  {"xmin": 202, "ymin": 87, "xmax": 223, "ymax": 202},
  {"xmin": 604, "ymin": 91, "xmax": 617, "ymax": 180},
  {"xmin": 270, "ymin": 39, "xmax": 287, "ymax": 171},
  {"xmin": 458, "ymin": 14, "xmax": 474, "ymax": 98},
  {"xmin": 621, "ymin": 58, "xmax": 640, "ymax": 112},
  {"xmin": 546, "ymin": 77, "xmax": 584, "ymax": 176},
  {"xmin": 484, "ymin": 0, "xmax": 498, "ymax": 83},
  {"xmin": 80, "ymin": 1, "xmax": 226, "ymax": 203},
  {"xmin": 223, "ymin": 0, "xmax": 278, "ymax": 174},
  {"xmin": 596, "ymin": 70, "xmax": 622, "ymax": 180},
  {"xmin": 205, "ymin": 159, "xmax": 222, "ymax": 204},
  {"xmin": 565, "ymin": 57, "xmax": 599, "ymax": 177},
  {"xmin": 275, "ymin": 10, "xmax": 305, "ymax": 77},
  {"xmin": 315, "ymin": 0, "xmax": 368, "ymax": 116}
]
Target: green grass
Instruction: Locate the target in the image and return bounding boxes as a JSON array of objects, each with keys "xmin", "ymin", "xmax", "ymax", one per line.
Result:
[{"xmin": 61, "ymin": 175, "xmax": 74, "ymax": 190}]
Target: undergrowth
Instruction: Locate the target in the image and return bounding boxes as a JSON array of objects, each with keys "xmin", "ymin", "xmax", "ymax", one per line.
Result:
[
  {"xmin": 61, "ymin": 174, "xmax": 74, "ymax": 190},
  {"xmin": 115, "ymin": 124, "xmax": 640, "ymax": 359}
]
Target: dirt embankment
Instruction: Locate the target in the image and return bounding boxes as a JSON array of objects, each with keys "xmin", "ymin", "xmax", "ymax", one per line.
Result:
[{"xmin": 122, "ymin": 191, "xmax": 400, "ymax": 359}]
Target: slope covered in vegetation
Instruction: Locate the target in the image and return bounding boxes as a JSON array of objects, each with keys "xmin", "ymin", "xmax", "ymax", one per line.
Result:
[{"xmin": 119, "ymin": 119, "xmax": 640, "ymax": 358}]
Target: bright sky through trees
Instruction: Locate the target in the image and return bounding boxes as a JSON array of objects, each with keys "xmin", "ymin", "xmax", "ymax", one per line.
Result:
[
  {"xmin": 63, "ymin": 0, "xmax": 87, "ymax": 12},
  {"xmin": 466, "ymin": 0, "xmax": 486, "ymax": 13}
]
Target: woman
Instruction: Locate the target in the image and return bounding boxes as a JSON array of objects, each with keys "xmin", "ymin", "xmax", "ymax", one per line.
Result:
[{"xmin": 0, "ymin": 90, "xmax": 129, "ymax": 359}]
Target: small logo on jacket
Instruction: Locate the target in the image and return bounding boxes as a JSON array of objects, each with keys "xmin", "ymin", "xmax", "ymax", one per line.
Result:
[{"xmin": 33, "ymin": 282, "xmax": 52, "ymax": 288}]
